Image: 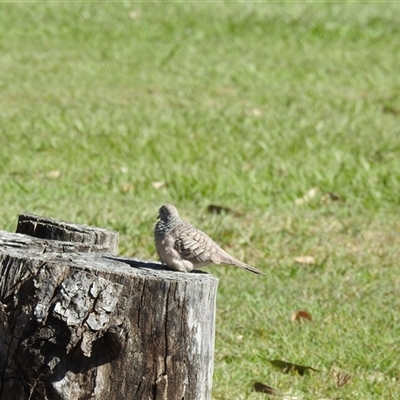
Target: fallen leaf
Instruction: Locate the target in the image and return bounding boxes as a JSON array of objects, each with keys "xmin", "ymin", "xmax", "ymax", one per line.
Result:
[
  {"xmin": 321, "ymin": 192, "xmax": 341, "ymax": 204},
  {"xmin": 294, "ymin": 255, "xmax": 315, "ymax": 265},
  {"xmin": 46, "ymin": 170, "xmax": 61, "ymax": 179},
  {"xmin": 253, "ymin": 382, "xmax": 278, "ymax": 394},
  {"xmin": 152, "ymin": 181, "xmax": 166, "ymax": 189},
  {"xmin": 295, "ymin": 187, "xmax": 319, "ymax": 205},
  {"xmin": 248, "ymin": 108, "xmax": 262, "ymax": 117},
  {"xmin": 242, "ymin": 162, "xmax": 252, "ymax": 171},
  {"xmin": 330, "ymin": 366, "xmax": 351, "ymax": 388},
  {"xmin": 269, "ymin": 359, "xmax": 318, "ymax": 376},
  {"xmin": 129, "ymin": 10, "xmax": 139, "ymax": 19},
  {"xmin": 122, "ymin": 182, "xmax": 135, "ymax": 192},
  {"xmin": 207, "ymin": 204, "xmax": 242, "ymax": 216},
  {"xmin": 291, "ymin": 310, "xmax": 312, "ymax": 322}
]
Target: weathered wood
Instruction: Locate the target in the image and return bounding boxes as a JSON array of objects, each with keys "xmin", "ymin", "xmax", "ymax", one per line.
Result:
[
  {"xmin": 0, "ymin": 219, "xmax": 218, "ymax": 400},
  {"xmin": 16, "ymin": 214, "xmax": 119, "ymax": 254}
]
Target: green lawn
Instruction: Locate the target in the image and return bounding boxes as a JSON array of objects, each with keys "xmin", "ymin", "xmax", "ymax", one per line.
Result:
[{"xmin": 1, "ymin": 2, "xmax": 400, "ymax": 399}]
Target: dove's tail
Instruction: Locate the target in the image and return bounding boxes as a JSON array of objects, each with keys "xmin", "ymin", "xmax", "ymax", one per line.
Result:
[{"xmin": 229, "ymin": 258, "xmax": 266, "ymax": 275}]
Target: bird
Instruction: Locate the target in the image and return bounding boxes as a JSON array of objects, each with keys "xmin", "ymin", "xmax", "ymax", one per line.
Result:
[{"xmin": 154, "ymin": 204, "xmax": 265, "ymax": 275}]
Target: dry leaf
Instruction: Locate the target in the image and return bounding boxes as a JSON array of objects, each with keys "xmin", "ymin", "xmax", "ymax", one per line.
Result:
[
  {"xmin": 46, "ymin": 170, "xmax": 61, "ymax": 179},
  {"xmin": 321, "ymin": 192, "xmax": 341, "ymax": 204},
  {"xmin": 122, "ymin": 182, "xmax": 135, "ymax": 192},
  {"xmin": 294, "ymin": 255, "xmax": 315, "ymax": 265},
  {"xmin": 269, "ymin": 359, "xmax": 318, "ymax": 376},
  {"xmin": 291, "ymin": 310, "xmax": 312, "ymax": 322},
  {"xmin": 253, "ymin": 382, "xmax": 278, "ymax": 394},
  {"xmin": 295, "ymin": 187, "xmax": 319, "ymax": 205},
  {"xmin": 129, "ymin": 10, "xmax": 139, "ymax": 19},
  {"xmin": 243, "ymin": 162, "xmax": 252, "ymax": 171},
  {"xmin": 248, "ymin": 108, "xmax": 262, "ymax": 117},
  {"xmin": 152, "ymin": 181, "xmax": 166, "ymax": 189},
  {"xmin": 207, "ymin": 204, "xmax": 242, "ymax": 216},
  {"xmin": 330, "ymin": 366, "xmax": 351, "ymax": 388}
]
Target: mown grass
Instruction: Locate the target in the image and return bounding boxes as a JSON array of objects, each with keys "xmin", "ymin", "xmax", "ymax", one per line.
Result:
[{"xmin": 1, "ymin": 2, "xmax": 400, "ymax": 399}]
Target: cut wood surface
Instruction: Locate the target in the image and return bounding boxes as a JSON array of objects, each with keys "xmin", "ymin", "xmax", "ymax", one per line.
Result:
[
  {"xmin": 0, "ymin": 215, "xmax": 218, "ymax": 400},
  {"xmin": 16, "ymin": 213, "xmax": 119, "ymax": 254}
]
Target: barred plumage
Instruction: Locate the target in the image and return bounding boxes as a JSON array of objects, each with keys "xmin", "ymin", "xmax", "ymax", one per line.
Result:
[{"xmin": 154, "ymin": 204, "xmax": 265, "ymax": 275}]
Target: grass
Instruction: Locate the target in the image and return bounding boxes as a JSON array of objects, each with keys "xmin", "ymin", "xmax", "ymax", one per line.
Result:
[{"xmin": 1, "ymin": 2, "xmax": 400, "ymax": 398}]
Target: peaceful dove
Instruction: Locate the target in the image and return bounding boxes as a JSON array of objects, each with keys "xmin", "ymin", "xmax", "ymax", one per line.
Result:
[{"xmin": 154, "ymin": 204, "xmax": 265, "ymax": 275}]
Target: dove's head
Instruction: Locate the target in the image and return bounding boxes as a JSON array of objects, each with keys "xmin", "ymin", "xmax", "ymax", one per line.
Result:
[{"xmin": 157, "ymin": 204, "xmax": 180, "ymax": 222}]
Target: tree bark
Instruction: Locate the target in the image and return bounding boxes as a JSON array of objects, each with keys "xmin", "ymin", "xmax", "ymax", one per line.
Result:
[{"xmin": 0, "ymin": 216, "xmax": 218, "ymax": 400}]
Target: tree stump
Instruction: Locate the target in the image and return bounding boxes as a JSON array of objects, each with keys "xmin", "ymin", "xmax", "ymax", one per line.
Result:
[{"xmin": 0, "ymin": 215, "xmax": 218, "ymax": 400}]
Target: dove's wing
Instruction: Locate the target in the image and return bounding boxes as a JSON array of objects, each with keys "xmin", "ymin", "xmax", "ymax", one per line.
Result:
[
  {"xmin": 173, "ymin": 222, "xmax": 266, "ymax": 275},
  {"xmin": 174, "ymin": 223, "xmax": 225, "ymax": 265}
]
